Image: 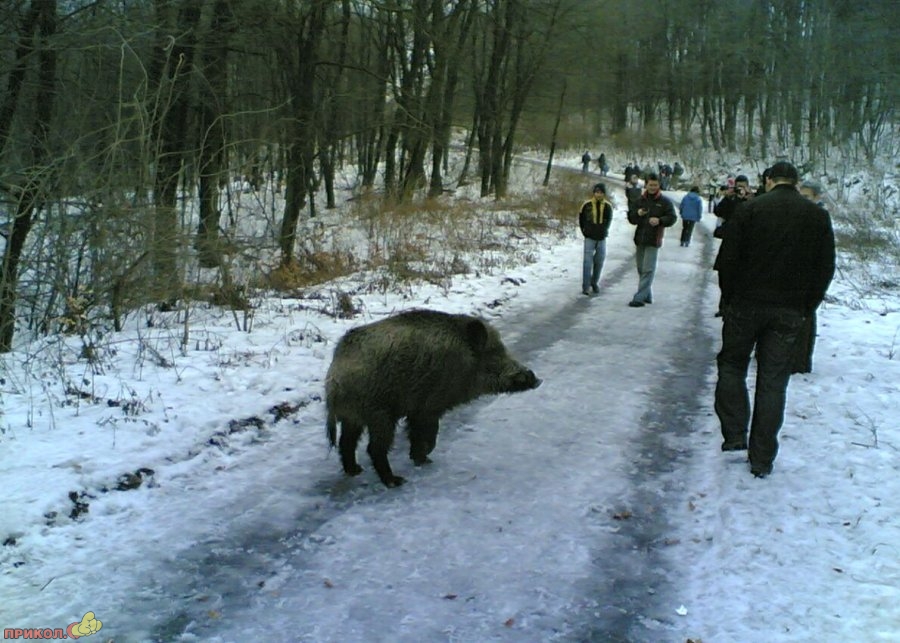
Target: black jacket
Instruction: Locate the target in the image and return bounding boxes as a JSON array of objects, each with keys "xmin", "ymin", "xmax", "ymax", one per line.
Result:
[
  {"xmin": 579, "ymin": 198, "xmax": 613, "ymax": 240},
  {"xmin": 625, "ymin": 184, "xmax": 642, "ymax": 210},
  {"xmin": 626, "ymin": 191, "xmax": 676, "ymax": 247},
  {"xmin": 714, "ymin": 192, "xmax": 750, "ymax": 221},
  {"xmin": 717, "ymin": 184, "xmax": 835, "ymax": 313}
]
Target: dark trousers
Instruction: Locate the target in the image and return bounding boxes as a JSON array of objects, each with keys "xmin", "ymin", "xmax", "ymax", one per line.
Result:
[
  {"xmin": 791, "ymin": 311, "xmax": 816, "ymax": 374},
  {"xmin": 680, "ymin": 220, "xmax": 696, "ymax": 246},
  {"xmin": 715, "ymin": 303, "xmax": 806, "ymax": 468}
]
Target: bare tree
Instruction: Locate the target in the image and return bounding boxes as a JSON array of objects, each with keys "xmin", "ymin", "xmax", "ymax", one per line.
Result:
[
  {"xmin": 148, "ymin": 0, "xmax": 203, "ymax": 303},
  {"xmin": 0, "ymin": 0, "xmax": 57, "ymax": 352},
  {"xmin": 195, "ymin": 0, "xmax": 237, "ymax": 268},
  {"xmin": 273, "ymin": 0, "xmax": 329, "ymax": 266}
]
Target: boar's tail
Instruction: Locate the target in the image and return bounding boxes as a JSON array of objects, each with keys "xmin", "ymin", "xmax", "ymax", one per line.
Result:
[{"xmin": 326, "ymin": 411, "xmax": 337, "ymax": 449}]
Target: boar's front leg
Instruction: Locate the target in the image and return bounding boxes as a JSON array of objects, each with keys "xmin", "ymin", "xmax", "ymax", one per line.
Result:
[
  {"xmin": 338, "ymin": 420, "xmax": 364, "ymax": 476},
  {"xmin": 408, "ymin": 415, "xmax": 440, "ymax": 466},
  {"xmin": 367, "ymin": 414, "xmax": 404, "ymax": 487}
]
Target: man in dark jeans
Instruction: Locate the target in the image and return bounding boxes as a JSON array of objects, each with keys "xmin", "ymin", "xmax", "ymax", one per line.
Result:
[{"xmin": 714, "ymin": 162, "xmax": 835, "ymax": 478}]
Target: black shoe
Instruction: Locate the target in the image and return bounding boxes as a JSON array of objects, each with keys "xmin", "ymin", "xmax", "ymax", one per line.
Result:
[
  {"xmin": 591, "ymin": 285, "xmax": 600, "ymax": 294},
  {"xmin": 582, "ymin": 289, "xmax": 591, "ymax": 296},
  {"xmin": 628, "ymin": 301, "xmax": 645, "ymax": 307},
  {"xmin": 750, "ymin": 463, "xmax": 773, "ymax": 478},
  {"xmin": 721, "ymin": 440, "xmax": 748, "ymax": 452}
]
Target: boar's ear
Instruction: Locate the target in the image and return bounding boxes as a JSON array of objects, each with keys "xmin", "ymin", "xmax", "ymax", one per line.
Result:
[{"xmin": 464, "ymin": 319, "xmax": 489, "ymax": 352}]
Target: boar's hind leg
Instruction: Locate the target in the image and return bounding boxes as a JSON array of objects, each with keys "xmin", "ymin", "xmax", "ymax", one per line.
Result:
[
  {"xmin": 408, "ymin": 415, "xmax": 439, "ymax": 466},
  {"xmin": 338, "ymin": 421, "xmax": 364, "ymax": 476},
  {"xmin": 367, "ymin": 415, "xmax": 404, "ymax": 488}
]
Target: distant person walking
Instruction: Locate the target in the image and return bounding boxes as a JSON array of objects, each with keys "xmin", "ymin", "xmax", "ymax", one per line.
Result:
[
  {"xmin": 678, "ymin": 186, "xmax": 704, "ymax": 247},
  {"xmin": 597, "ymin": 153, "xmax": 609, "ymax": 176},
  {"xmin": 672, "ymin": 161, "xmax": 685, "ymax": 190},
  {"xmin": 792, "ymin": 179, "xmax": 831, "ymax": 374},
  {"xmin": 581, "ymin": 151, "xmax": 592, "ymax": 173},
  {"xmin": 625, "ymin": 174, "xmax": 642, "ymax": 212},
  {"xmin": 714, "ymin": 162, "xmax": 835, "ymax": 478},
  {"xmin": 578, "ymin": 182, "xmax": 613, "ymax": 296},
  {"xmin": 626, "ymin": 173, "xmax": 676, "ymax": 307}
]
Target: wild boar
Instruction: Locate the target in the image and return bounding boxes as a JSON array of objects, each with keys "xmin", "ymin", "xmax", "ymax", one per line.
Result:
[{"xmin": 325, "ymin": 309, "xmax": 541, "ymax": 487}]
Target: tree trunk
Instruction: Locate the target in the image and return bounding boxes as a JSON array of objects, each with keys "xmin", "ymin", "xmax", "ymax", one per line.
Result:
[
  {"xmin": 196, "ymin": 0, "xmax": 235, "ymax": 268},
  {"xmin": 319, "ymin": 0, "xmax": 351, "ymax": 209},
  {"xmin": 611, "ymin": 52, "xmax": 629, "ymax": 133},
  {"xmin": 276, "ymin": 1, "xmax": 326, "ymax": 266},
  {"xmin": 150, "ymin": 0, "xmax": 203, "ymax": 303},
  {"xmin": 0, "ymin": 0, "xmax": 57, "ymax": 352},
  {"xmin": 543, "ymin": 80, "xmax": 566, "ymax": 187}
]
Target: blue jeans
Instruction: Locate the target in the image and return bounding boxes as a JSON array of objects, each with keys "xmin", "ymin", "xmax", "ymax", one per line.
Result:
[
  {"xmin": 631, "ymin": 245, "xmax": 658, "ymax": 303},
  {"xmin": 715, "ymin": 303, "xmax": 806, "ymax": 468},
  {"xmin": 582, "ymin": 238, "xmax": 607, "ymax": 291}
]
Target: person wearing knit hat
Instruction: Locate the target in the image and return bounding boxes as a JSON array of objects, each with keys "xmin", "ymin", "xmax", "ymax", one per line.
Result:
[{"xmin": 578, "ymin": 183, "xmax": 613, "ymax": 296}]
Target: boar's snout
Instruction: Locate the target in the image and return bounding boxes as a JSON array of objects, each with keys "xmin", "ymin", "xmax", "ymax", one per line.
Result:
[{"xmin": 508, "ymin": 368, "xmax": 541, "ymax": 392}]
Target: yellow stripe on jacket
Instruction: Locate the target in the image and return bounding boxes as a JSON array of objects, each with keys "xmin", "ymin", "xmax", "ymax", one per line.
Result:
[{"xmin": 585, "ymin": 198, "xmax": 608, "ymax": 224}]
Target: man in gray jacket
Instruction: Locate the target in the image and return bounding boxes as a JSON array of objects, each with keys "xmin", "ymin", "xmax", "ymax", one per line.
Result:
[{"xmin": 714, "ymin": 161, "xmax": 835, "ymax": 477}]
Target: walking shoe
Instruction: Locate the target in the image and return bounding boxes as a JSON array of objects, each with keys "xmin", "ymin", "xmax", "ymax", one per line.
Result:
[
  {"xmin": 721, "ymin": 440, "xmax": 748, "ymax": 452},
  {"xmin": 582, "ymin": 289, "xmax": 591, "ymax": 296},
  {"xmin": 591, "ymin": 285, "xmax": 600, "ymax": 294},
  {"xmin": 750, "ymin": 462, "xmax": 773, "ymax": 478},
  {"xmin": 628, "ymin": 301, "xmax": 645, "ymax": 307}
]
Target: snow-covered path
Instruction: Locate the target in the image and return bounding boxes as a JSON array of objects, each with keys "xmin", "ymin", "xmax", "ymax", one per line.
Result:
[
  {"xmin": 121, "ymin": 203, "xmax": 722, "ymax": 642},
  {"xmin": 6, "ymin": 173, "xmax": 897, "ymax": 642}
]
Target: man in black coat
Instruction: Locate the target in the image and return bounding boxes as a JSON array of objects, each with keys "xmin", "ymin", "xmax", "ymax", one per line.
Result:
[
  {"xmin": 714, "ymin": 162, "xmax": 835, "ymax": 477},
  {"xmin": 626, "ymin": 173, "xmax": 677, "ymax": 307},
  {"xmin": 713, "ymin": 174, "xmax": 753, "ymax": 239}
]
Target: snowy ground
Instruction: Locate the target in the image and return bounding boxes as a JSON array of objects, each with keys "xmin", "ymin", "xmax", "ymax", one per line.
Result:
[{"xmin": 1, "ymin": 169, "xmax": 899, "ymax": 642}]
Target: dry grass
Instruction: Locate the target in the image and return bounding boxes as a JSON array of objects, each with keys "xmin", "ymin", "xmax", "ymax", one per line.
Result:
[
  {"xmin": 257, "ymin": 177, "xmax": 578, "ymax": 296},
  {"xmin": 264, "ymin": 249, "xmax": 361, "ymax": 292}
]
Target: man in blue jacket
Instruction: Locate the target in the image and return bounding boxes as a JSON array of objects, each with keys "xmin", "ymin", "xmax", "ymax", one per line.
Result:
[
  {"xmin": 678, "ymin": 186, "xmax": 704, "ymax": 247},
  {"xmin": 714, "ymin": 162, "xmax": 835, "ymax": 478},
  {"xmin": 626, "ymin": 173, "xmax": 677, "ymax": 307}
]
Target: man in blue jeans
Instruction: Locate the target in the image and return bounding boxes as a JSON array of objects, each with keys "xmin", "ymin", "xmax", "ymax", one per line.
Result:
[
  {"xmin": 578, "ymin": 183, "xmax": 613, "ymax": 295},
  {"xmin": 626, "ymin": 173, "xmax": 676, "ymax": 306},
  {"xmin": 714, "ymin": 162, "xmax": 835, "ymax": 477}
]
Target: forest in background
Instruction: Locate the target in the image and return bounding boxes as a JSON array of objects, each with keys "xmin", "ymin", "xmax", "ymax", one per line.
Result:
[{"xmin": 0, "ymin": 0, "xmax": 898, "ymax": 352}]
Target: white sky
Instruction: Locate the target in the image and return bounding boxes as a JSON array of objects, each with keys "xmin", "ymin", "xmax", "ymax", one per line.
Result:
[{"xmin": 1, "ymin": 160, "xmax": 899, "ymax": 642}]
